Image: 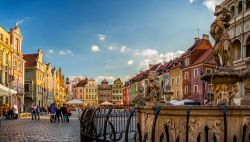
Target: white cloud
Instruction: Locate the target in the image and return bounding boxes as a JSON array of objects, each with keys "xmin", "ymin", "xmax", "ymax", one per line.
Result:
[
  {"xmin": 48, "ymin": 49, "xmax": 54, "ymax": 54},
  {"xmin": 203, "ymin": 0, "xmax": 223, "ymax": 12},
  {"xmin": 59, "ymin": 49, "xmax": 73, "ymax": 56},
  {"xmin": 108, "ymin": 46, "xmax": 114, "ymax": 50},
  {"xmin": 136, "ymin": 49, "xmax": 185, "ymax": 70},
  {"xmin": 120, "ymin": 46, "xmax": 129, "ymax": 52},
  {"xmin": 127, "ymin": 60, "xmax": 134, "ymax": 65},
  {"xmin": 16, "ymin": 17, "xmax": 30, "ymax": 26},
  {"xmin": 95, "ymin": 76, "xmax": 116, "ymax": 83},
  {"xmin": 91, "ymin": 45, "xmax": 100, "ymax": 52},
  {"xmin": 98, "ymin": 34, "xmax": 106, "ymax": 41},
  {"xmin": 189, "ymin": 0, "xmax": 195, "ymax": 3},
  {"xmin": 141, "ymin": 49, "xmax": 159, "ymax": 57}
]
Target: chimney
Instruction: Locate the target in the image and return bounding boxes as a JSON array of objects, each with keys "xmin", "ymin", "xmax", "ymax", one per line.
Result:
[
  {"xmin": 203, "ymin": 34, "xmax": 209, "ymax": 40},
  {"xmin": 195, "ymin": 37, "xmax": 200, "ymax": 42}
]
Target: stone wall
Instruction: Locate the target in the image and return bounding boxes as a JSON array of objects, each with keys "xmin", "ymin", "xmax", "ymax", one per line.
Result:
[{"xmin": 137, "ymin": 105, "xmax": 250, "ymax": 142}]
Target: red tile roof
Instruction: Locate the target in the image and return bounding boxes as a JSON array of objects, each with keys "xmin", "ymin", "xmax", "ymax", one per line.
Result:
[
  {"xmin": 74, "ymin": 79, "xmax": 88, "ymax": 87},
  {"xmin": 157, "ymin": 61, "xmax": 173, "ymax": 75},
  {"xmin": 23, "ymin": 54, "xmax": 38, "ymax": 68},
  {"xmin": 169, "ymin": 57, "xmax": 182, "ymax": 70},
  {"xmin": 192, "ymin": 47, "xmax": 214, "ymax": 65},
  {"xmin": 181, "ymin": 39, "xmax": 211, "ymax": 57}
]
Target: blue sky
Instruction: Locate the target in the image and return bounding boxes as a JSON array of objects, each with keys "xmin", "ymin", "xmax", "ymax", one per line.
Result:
[{"xmin": 0, "ymin": 0, "xmax": 222, "ymax": 82}]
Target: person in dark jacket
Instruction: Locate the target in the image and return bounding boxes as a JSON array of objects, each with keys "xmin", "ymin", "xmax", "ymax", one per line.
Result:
[
  {"xmin": 56, "ymin": 105, "xmax": 63, "ymax": 122},
  {"xmin": 61, "ymin": 104, "xmax": 68, "ymax": 122}
]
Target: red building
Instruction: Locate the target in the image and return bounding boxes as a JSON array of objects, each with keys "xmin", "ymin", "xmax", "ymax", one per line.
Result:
[{"xmin": 182, "ymin": 34, "xmax": 216, "ymax": 104}]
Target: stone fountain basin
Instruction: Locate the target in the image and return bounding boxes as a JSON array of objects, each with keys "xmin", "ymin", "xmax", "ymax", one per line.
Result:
[{"xmin": 201, "ymin": 71, "xmax": 240, "ymax": 84}]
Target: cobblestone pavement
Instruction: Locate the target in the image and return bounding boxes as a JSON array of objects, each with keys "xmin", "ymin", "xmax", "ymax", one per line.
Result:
[{"xmin": 0, "ymin": 114, "xmax": 80, "ymax": 142}]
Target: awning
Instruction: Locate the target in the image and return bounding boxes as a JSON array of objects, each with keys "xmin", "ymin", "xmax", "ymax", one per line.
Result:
[{"xmin": 0, "ymin": 84, "xmax": 17, "ymax": 97}]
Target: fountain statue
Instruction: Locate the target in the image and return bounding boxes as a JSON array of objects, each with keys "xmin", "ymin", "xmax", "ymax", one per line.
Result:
[
  {"xmin": 210, "ymin": 5, "xmax": 233, "ymax": 69},
  {"xmin": 202, "ymin": 5, "xmax": 240, "ymax": 105},
  {"xmin": 133, "ymin": 71, "xmax": 168, "ymax": 106}
]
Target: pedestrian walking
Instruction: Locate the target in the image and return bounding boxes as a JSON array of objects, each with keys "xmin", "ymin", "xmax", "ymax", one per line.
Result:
[
  {"xmin": 36, "ymin": 106, "xmax": 40, "ymax": 120},
  {"xmin": 50, "ymin": 103, "xmax": 56, "ymax": 122},
  {"xmin": 62, "ymin": 104, "xmax": 68, "ymax": 123},
  {"xmin": 32, "ymin": 105, "xmax": 37, "ymax": 120},
  {"xmin": 56, "ymin": 105, "xmax": 62, "ymax": 122}
]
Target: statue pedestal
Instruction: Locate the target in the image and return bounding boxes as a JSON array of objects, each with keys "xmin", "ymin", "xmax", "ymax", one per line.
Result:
[
  {"xmin": 201, "ymin": 70, "xmax": 240, "ymax": 105},
  {"xmin": 241, "ymin": 64, "xmax": 250, "ymax": 105}
]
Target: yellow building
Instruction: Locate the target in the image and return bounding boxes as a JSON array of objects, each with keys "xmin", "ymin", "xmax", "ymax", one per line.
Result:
[
  {"xmin": 112, "ymin": 78, "xmax": 124, "ymax": 105},
  {"xmin": 83, "ymin": 78, "xmax": 98, "ymax": 106},
  {"xmin": 168, "ymin": 58, "xmax": 183, "ymax": 100},
  {"xmin": 24, "ymin": 49, "xmax": 68, "ymax": 109},
  {"xmin": 0, "ymin": 25, "xmax": 25, "ymax": 112}
]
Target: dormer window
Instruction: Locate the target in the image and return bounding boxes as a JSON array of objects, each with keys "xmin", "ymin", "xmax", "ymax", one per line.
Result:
[{"xmin": 185, "ymin": 58, "xmax": 190, "ymax": 66}]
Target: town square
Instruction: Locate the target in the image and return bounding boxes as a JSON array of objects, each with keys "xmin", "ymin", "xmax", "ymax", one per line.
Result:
[{"xmin": 1, "ymin": 0, "xmax": 250, "ymax": 141}]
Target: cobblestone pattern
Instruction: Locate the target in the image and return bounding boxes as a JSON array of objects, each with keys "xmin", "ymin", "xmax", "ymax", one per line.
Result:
[{"xmin": 0, "ymin": 115, "xmax": 80, "ymax": 142}]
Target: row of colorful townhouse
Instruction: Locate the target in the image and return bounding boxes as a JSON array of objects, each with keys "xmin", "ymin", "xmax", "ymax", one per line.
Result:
[
  {"xmin": 123, "ymin": 34, "xmax": 216, "ymax": 105},
  {"xmin": 0, "ymin": 25, "xmax": 68, "ymax": 113},
  {"xmin": 68, "ymin": 77, "xmax": 124, "ymax": 107}
]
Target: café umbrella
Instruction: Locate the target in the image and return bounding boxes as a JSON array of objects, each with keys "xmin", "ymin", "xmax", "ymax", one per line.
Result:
[
  {"xmin": 100, "ymin": 101, "xmax": 113, "ymax": 106},
  {"xmin": 66, "ymin": 99, "xmax": 84, "ymax": 105}
]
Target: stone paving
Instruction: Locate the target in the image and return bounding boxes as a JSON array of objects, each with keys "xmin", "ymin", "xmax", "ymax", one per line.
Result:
[{"xmin": 0, "ymin": 114, "xmax": 80, "ymax": 142}]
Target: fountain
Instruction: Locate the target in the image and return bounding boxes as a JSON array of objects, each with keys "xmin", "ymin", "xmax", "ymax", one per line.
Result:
[{"xmin": 201, "ymin": 5, "xmax": 242, "ymax": 105}]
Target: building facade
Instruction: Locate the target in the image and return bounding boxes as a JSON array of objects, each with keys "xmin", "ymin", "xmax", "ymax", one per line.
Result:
[
  {"xmin": 0, "ymin": 25, "xmax": 24, "ymax": 111},
  {"xmin": 181, "ymin": 35, "xmax": 215, "ymax": 104},
  {"xmin": 83, "ymin": 78, "xmax": 98, "ymax": 106},
  {"xmin": 24, "ymin": 49, "xmax": 67, "ymax": 109},
  {"xmin": 98, "ymin": 79, "xmax": 112, "ymax": 104},
  {"xmin": 112, "ymin": 78, "xmax": 123, "ymax": 105},
  {"xmin": 168, "ymin": 58, "xmax": 183, "ymax": 100},
  {"xmin": 220, "ymin": 0, "xmax": 250, "ymax": 98}
]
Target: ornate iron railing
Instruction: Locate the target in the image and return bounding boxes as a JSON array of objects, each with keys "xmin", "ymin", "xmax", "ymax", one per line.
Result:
[{"xmin": 80, "ymin": 106, "xmax": 250, "ymax": 142}]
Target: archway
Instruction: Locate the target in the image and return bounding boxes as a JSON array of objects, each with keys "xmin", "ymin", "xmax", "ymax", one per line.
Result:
[
  {"xmin": 230, "ymin": 6, "xmax": 235, "ymax": 17},
  {"xmin": 246, "ymin": 36, "xmax": 250, "ymax": 57},
  {"xmin": 238, "ymin": 1, "xmax": 243, "ymax": 14},
  {"xmin": 232, "ymin": 39, "xmax": 241, "ymax": 60}
]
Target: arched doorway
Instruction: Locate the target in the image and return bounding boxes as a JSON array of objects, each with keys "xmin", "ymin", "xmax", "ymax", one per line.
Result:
[
  {"xmin": 246, "ymin": 36, "xmax": 250, "ymax": 57},
  {"xmin": 230, "ymin": 6, "xmax": 235, "ymax": 17},
  {"xmin": 238, "ymin": 1, "xmax": 243, "ymax": 14},
  {"xmin": 232, "ymin": 39, "xmax": 241, "ymax": 61}
]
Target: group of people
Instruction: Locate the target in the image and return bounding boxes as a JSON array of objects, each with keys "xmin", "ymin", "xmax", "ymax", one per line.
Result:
[
  {"xmin": 49, "ymin": 103, "xmax": 71, "ymax": 123},
  {"xmin": 31, "ymin": 105, "xmax": 40, "ymax": 120}
]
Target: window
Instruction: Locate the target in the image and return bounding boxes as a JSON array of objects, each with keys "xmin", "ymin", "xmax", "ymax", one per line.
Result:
[
  {"xmin": 238, "ymin": 1, "xmax": 243, "ymax": 14},
  {"xmin": 206, "ymin": 68, "xmax": 212, "ymax": 74},
  {"xmin": 185, "ymin": 58, "xmax": 190, "ymax": 66},
  {"xmin": 25, "ymin": 84, "xmax": 30, "ymax": 92},
  {"xmin": 86, "ymin": 89, "xmax": 88, "ymax": 92},
  {"xmin": 80, "ymin": 89, "xmax": 82, "ymax": 93},
  {"xmin": 5, "ymin": 38, "xmax": 8, "ymax": 44},
  {"xmin": 14, "ymin": 60, "xmax": 17, "ymax": 69},
  {"xmin": 145, "ymin": 80, "xmax": 149, "ymax": 85},
  {"xmin": 171, "ymin": 78, "xmax": 174, "ymax": 84},
  {"xmin": 194, "ymin": 68, "xmax": 199, "ymax": 78},
  {"xmin": 193, "ymin": 85, "xmax": 198, "ymax": 94},
  {"xmin": 184, "ymin": 72, "xmax": 189, "ymax": 80},
  {"xmin": 184, "ymin": 86, "xmax": 189, "ymax": 95},
  {"xmin": 176, "ymin": 77, "xmax": 179, "ymax": 84},
  {"xmin": 230, "ymin": 6, "xmax": 235, "ymax": 17},
  {"xmin": 0, "ymin": 34, "xmax": 3, "ymax": 41}
]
